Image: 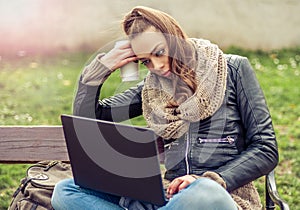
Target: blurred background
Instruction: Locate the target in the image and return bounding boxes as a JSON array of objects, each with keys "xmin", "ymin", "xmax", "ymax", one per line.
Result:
[{"xmin": 0, "ymin": 0, "xmax": 299, "ymax": 59}]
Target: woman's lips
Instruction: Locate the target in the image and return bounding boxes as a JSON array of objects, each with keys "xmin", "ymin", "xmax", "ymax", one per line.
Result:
[{"xmin": 162, "ymin": 70, "xmax": 171, "ymax": 77}]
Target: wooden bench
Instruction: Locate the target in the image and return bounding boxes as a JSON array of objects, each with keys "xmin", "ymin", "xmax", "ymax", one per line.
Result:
[{"xmin": 0, "ymin": 126, "xmax": 289, "ymax": 210}]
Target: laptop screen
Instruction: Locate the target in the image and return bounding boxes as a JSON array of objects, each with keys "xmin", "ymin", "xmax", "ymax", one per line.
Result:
[{"xmin": 61, "ymin": 114, "xmax": 167, "ymax": 206}]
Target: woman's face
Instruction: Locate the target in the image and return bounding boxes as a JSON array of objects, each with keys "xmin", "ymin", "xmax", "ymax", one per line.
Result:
[{"xmin": 130, "ymin": 27, "xmax": 171, "ymax": 77}]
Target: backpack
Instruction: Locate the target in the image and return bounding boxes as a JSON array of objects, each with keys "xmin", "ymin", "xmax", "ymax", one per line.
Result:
[{"xmin": 8, "ymin": 160, "xmax": 73, "ymax": 210}]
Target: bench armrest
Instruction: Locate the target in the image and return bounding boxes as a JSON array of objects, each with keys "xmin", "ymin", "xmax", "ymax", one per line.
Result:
[{"xmin": 265, "ymin": 169, "xmax": 290, "ymax": 210}]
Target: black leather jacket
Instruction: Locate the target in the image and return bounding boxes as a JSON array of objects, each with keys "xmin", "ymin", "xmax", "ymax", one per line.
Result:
[{"xmin": 73, "ymin": 54, "xmax": 278, "ymax": 192}]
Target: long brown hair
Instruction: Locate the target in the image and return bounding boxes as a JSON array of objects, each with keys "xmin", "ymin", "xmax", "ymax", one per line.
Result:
[{"xmin": 123, "ymin": 6, "xmax": 197, "ymax": 92}]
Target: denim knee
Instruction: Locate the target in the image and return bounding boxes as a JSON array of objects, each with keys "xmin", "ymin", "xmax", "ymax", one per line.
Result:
[
  {"xmin": 51, "ymin": 178, "xmax": 124, "ymax": 210},
  {"xmin": 186, "ymin": 178, "xmax": 237, "ymax": 209},
  {"xmin": 51, "ymin": 178, "xmax": 75, "ymax": 209},
  {"xmin": 162, "ymin": 178, "xmax": 237, "ymax": 210}
]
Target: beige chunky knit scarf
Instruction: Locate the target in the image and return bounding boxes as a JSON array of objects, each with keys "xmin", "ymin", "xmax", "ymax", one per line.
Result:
[{"xmin": 142, "ymin": 38, "xmax": 227, "ymax": 139}]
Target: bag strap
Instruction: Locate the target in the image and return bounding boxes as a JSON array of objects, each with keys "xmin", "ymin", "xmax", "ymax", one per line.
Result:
[
  {"xmin": 27, "ymin": 160, "xmax": 59, "ymax": 173},
  {"xmin": 12, "ymin": 177, "xmax": 33, "ymax": 197}
]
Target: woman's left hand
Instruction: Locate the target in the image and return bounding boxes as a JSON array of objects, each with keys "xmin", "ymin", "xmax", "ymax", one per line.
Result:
[{"xmin": 166, "ymin": 175, "xmax": 197, "ymax": 198}]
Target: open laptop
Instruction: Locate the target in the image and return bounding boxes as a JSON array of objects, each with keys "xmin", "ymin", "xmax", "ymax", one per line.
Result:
[{"xmin": 61, "ymin": 114, "xmax": 168, "ymax": 206}]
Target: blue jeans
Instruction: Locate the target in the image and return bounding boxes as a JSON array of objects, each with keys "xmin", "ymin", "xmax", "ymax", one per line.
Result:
[{"xmin": 51, "ymin": 178, "xmax": 237, "ymax": 210}]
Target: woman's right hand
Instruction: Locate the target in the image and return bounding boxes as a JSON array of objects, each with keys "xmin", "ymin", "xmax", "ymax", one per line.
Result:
[{"xmin": 100, "ymin": 40, "xmax": 137, "ymax": 71}]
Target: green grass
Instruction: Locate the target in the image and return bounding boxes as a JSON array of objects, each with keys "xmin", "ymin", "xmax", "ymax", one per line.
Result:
[{"xmin": 0, "ymin": 47, "xmax": 299, "ymax": 209}]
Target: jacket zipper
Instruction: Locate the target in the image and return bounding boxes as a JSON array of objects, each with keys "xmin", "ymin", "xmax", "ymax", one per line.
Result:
[
  {"xmin": 164, "ymin": 141, "xmax": 179, "ymax": 150},
  {"xmin": 198, "ymin": 136, "xmax": 235, "ymax": 144},
  {"xmin": 185, "ymin": 131, "xmax": 190, "ymax": 175}
]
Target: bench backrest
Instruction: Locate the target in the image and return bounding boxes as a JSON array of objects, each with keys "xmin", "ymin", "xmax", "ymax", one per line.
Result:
[{"xmin": 0, "ymin": 126, "xmax": 69, "ymax": 163}]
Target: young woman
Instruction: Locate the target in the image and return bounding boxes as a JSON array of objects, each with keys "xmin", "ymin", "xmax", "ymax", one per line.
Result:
[{"xmin": 51, "ymin": 6, "xmax": 278, "ymax": 210}]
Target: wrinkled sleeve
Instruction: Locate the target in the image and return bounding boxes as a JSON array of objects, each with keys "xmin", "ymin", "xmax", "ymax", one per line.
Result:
[{"xmin": 73, "ymin": 55, "xmax": 144, "ymax": 121}]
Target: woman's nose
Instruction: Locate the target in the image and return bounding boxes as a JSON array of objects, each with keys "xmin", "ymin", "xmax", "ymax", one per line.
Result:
[{"xmin": 151, "ymin": 58, "xmax": 164, "ymax": 70}]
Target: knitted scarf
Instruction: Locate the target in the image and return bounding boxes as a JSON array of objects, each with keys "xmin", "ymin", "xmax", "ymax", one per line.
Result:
[{"xmin": 142, "ymin": 38, "xmax": 227, "ymax": 139}]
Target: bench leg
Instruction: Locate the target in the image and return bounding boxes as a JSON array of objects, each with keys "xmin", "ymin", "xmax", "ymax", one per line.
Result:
[
  {"xmin": 265, "ymin": 170, "xmax": 290, "ymax": 210},
  {"xmin": 266, "ymin": 179, "xmax": 275, "ymax": 210}
]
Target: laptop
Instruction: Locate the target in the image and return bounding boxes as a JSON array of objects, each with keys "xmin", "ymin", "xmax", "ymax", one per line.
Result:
[{"xmin": 61, "ymin": 114, "xmax": 168, "ymax": 206}]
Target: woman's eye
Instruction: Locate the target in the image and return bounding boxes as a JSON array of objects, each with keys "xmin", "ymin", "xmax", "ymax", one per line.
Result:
[
  {"xmin": 141, "ymin": 59, "xmax": 150, "ymax": 66},
  {"xmin": 155, "ymin": 49, "xmax": 165, "ymax": 57}
]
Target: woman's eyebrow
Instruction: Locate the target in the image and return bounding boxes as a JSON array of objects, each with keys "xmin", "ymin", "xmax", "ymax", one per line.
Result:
[{"xmin": 150, "ymin": 43, "xmax": 162, "ymax": 55}]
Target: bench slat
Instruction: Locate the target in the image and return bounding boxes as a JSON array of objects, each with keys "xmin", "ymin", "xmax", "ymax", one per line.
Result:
[{"xmin": 0, "ymin": 126, "xmax": 69, "ymax": 163}]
